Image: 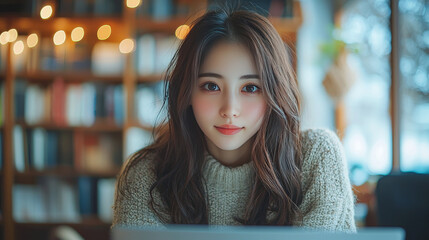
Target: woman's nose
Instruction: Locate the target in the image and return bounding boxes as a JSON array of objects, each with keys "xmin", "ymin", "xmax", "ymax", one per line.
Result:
[{"xmin": 219, "ymin": 92, "xmax": 240, "ymax": 118}]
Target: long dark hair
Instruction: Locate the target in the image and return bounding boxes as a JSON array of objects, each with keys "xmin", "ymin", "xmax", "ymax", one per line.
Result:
[{"xmin": 117, "ymin": 7, "xmax": 303, "ymax": 225}]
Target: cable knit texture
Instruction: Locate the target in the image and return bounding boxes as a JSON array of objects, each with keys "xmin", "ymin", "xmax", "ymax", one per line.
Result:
[{"xmin": 112, "ymin": 128, "xmax": 356, "ymax": 232}]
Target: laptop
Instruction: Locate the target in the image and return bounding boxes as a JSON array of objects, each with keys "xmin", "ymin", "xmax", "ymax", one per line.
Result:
[{"xmin": 111, "ymin": 225, "xmax": 405, "ymax": 240}]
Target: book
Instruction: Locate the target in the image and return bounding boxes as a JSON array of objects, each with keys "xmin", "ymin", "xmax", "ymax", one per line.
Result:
[
  {"xmin": 91, "ymin": 42, "xmax": 124, "ymax": 76},
  {"xmin": 150, "ymin": 0, "xmax": 174, "ymax": 21},
  {"xmin": 46, "ymin": 130, "xmax": 58, "ymax": 168},
  {"xmin": 136, "ymin": 34, "xmax": 156, "ymax": 76},
  {"xmin": 154, "ymin": 35, "xmax": 179, "ymax": 74},
  {"xmin": 32, "ymin": 127, "xmax": 47, "ymax": 171},
  {"xmin": 113, "ymin": 84, "xmax": 124, "ymax": 126},
  {"xmin": 125, "ymin": 127, "xmax": 154, "ymax": 159},
  {"xmin": 13, "ymin": 125, "xmax": 26, "ymax": 172},
  {"xmin": 75, "ymin": 133, "xmax": 122, "ymax": 173},
  {"xmin": 51, "ymin": 77, "xmax": 67, "ymax": 126},
  {"xmin": 94, "ymin": 0, "xmax": 122, "ymax": 16},
  {"xmin": 80, "ymin": 82, "xmax": 96, "ymax": 126},
  {"xmin": 78, "ymin": 176, "xmax": 98, "ymax": 216},
  {"xmin": 58, "ymin": 131, "xmax": 74, "ymax": 167},
  {"xmin": 14, "ymin": 79, "xmax": 27, "ymax": 121},
  {"xmin": 135, "ymin": 82, "xmax": 166, "ymax": 126},
  {"xmin": 97, "ymin": 178, "xmax": 116, "ymax": 222},
  {"xmin": 24, "ymin": 84, "xmax": 46, "ymax": 125},
  {"xmin": 66, "ymin": 84, "xmax": 82, "ymax": 126}
]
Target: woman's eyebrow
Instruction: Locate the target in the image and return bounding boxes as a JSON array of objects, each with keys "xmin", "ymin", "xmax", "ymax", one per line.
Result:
[{"xmin": 198, "ymin": 72, "xmax": 260, "ymax": 80}]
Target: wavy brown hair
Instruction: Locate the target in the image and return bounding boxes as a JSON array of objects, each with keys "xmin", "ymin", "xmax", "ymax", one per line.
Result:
[{"xmin": 117, "ymin": 7, "xmax": 303, "ymax": 225}]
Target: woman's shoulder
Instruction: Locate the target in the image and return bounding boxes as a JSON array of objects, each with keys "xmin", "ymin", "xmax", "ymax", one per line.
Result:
[
  {"xmin": 299, "ymin": 128, "xmax": 346, "ymax": 172},
  {"xmin": 120, "ymin": 151, "xmax": 157, "ymax": 190}
]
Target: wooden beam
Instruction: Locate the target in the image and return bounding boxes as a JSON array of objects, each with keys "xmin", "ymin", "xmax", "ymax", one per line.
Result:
[{"xmin": 390, "ymin": 0, "xmax": 400, "ymax": 171}]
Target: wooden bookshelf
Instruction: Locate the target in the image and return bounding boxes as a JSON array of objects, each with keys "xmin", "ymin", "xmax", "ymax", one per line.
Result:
[{"xmin": 0, "ymin": 1, "xmax": 302, "ymax": 240}]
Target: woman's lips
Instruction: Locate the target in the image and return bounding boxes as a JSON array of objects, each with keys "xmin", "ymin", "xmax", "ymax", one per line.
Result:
[{"xmin": 215, "ymin": 124, "xmax": 243, "ymax": 135}]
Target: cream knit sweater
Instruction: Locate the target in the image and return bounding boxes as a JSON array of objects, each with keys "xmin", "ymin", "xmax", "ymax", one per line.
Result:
[{"xmin": 112, "ymin": 129, "xmax": 356, "ymax": 232}]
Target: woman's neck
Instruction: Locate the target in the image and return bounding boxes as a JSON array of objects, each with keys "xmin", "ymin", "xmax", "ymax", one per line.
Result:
[{"xmin": 205, "ymin": 137, "xmax": 253, "ymax": 168}]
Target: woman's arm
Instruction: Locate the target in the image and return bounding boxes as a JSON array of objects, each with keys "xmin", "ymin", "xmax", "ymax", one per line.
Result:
[{"xmin": 298, "ymin": 129, "xmax": 356, "ymax": 232}]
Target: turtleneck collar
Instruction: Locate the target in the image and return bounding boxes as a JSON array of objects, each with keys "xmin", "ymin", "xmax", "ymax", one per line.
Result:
[{"xmin": 202, "ymin": 153, "xmax": 255, "ymax": 191}]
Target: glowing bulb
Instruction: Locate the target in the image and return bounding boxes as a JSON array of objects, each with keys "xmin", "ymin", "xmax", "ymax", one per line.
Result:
[
  {"xmin": 97, "ymin": 25, "xmax": 111, "ymax": 40},
  {"xmin": 71, "ymin": 27, "xmax": 84, "ymax": 42},
  {"xmin": 13, "ymin": 40, "xmax": 24, "ymax": 55},
  {"xmin": 126, "ymin": 0, "xmax": 141, "ymax": 8},
  {"xmin": 53, "ymin": 30, "xmax": 66, "ymax": 45},
  {"xmin": 8, "ymin": 29, "xmax": 18, "ymax": 42},
  {"xmin": 175, "ymin": 25, "xmax": 190, "ymax": 40},
  {"xmin": 119, "ymin": 38, "xmax": 135, "ymax": 54},
  {"xmin": 0, "ymin": 31, "xmax": 9, "ymax": 45},
  {"xmin": 40, "ymin": 5, "xmax": 53, "ymax": 19},
  {"xmin": 27, "ymin": 33, "xmax": 39, "ymax": 48}
]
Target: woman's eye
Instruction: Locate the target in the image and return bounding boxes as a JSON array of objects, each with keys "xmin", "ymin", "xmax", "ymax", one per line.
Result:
[
  {"xmin": 242, "ymin": 85, "xmax": 260, "ymax": 93},
  {"xmin": 202, "ymin": 82, "xmax": 220, "ymax": 91}
]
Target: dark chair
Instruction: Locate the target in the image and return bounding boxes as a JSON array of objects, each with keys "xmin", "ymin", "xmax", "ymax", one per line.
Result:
[{"xmin": 376, "ymin": 173, "xmax": 429, "ymax": 240}]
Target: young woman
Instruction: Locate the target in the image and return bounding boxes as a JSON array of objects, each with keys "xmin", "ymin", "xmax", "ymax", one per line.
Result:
[{"xmin": 113, "ymin": 8, "xmax": 356, "ymax": 232}]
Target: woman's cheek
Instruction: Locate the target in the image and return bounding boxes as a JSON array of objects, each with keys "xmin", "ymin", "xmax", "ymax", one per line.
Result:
[
  {"xmin": 192, "ymin": 95, "xmax": 217, "ymax": 117},
  {"xmin": 242, "ymin": 99, "xmax": 266, "ymax": 121}
]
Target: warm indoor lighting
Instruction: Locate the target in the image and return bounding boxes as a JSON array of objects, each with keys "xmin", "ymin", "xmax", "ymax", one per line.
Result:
[
  {"xmin": 119, "ymin": 38, "xmax": 135, "ymax": 54},
  {"xmin": 175, "ymin": 25, "xmax": 190, "ymax": 40},
  {"xmin": 8, "ymin": 29, "xmax": 18, "ymax": 42},
  {"xmin": 40, "ymin": 5, "xmax": 53, "ymax": 19},
  {"xmin": 71, "ymin": 27, "xmax": 84, "ymax": 42},
  {"xmin": 13, "ymin": 40, "xmax": 24, "ymax": 55},
  {"xmin": 53, "ymin": 30, "xmax": 66, "ymax": 45},
  {"xmin": 0, "ymin": 31, "xmax": 9, "ymax": 45},
  {"xmin": 27, "ymin": 33, "xmax": 39, "ymax": 48},
  {"xmin": 97, "ymin": 25, "xmax": 111, "ymax": 40},
  {"xmin": 126, "ymin": 0, "xmax": 141, "ymax": 8}
]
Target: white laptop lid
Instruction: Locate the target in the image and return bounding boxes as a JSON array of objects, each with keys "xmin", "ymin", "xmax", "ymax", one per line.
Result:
[{"xmin": 111, "ymin": 225, "xmax": 405, "ymax": 240}]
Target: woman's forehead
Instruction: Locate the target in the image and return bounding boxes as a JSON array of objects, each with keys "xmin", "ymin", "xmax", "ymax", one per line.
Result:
[{"xmin": 199, "ymin": 41, "xmax": 258, "ymax": 77}]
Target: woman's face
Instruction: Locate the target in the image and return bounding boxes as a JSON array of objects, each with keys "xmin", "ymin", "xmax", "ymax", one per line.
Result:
[{"xmin": 191, "ymin": 41, "xmax": 267, "ymax": 160}]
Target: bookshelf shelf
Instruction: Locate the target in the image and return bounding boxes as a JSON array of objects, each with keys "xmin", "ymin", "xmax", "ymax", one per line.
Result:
[
  {"xmin": 15, "ymin": 219, "xmax": 110, "ymax": 240},
  {"xmin": 15, "ymin": 167, "xmax": 119, "ymax": 182},
  {"xmin": 14, "ymin": 218, "xmax": 110, "ymax": 227},
  {"xmin": 136, "ymin": 74, "xmax": 164, "ymax": 83},
  {"xmin": 15, "ymin": 120, "xmax": 123, "ymax": 132},
  {"xmin": 16, "ymin": 72, "xmax": 124, "ymax": 84}
]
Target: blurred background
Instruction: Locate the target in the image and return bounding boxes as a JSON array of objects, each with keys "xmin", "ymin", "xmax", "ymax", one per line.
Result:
[{"xmin": 0, "ymin": 0, "xmax": 428, "ymax": 239}]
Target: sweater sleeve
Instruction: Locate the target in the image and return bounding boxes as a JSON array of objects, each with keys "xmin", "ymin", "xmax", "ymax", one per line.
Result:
[
  {"xmin": 298, "ymin": 129, "xmax": 356, "ymax": 232},
  {"xmin": 112, "ymin": 157, "xmax": 165, "ymax": 228}
]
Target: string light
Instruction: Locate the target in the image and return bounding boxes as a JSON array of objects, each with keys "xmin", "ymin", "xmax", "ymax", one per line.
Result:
[
  {"xmin": 40, "ymin": 5, "xmax": 53, "ymax": 19},
  {"xmin": 71, "ymin": 27, "xmax": 84, "ymax": 42},
  {"xmin": 0, "ymin": 31, "xmax": 9, "ymax": 45},
  {"xmin": 8, "ymin": 29, "xmax": 18, "ymax": 42},
  {"xmin": 53, "ymin": 30, "xmax": 66, "ymax": 45},
  {"xmin": 126, "ymin": 0, "xmax": 141, "ymax": 8},
  {"xmin": 13, "ymin": 40, "xmax": 24, "ymax": 55},
  {"xmin": 97, "ymin": 25, "xmax": 111, "ymax": 40},
  {"xmin": 175, "ymin": 25, "xmax": 190, "ymax": 40},
  {"xmin": 27, "ymin": 33, "xmax": 39, "ymax": 48},
  {"xmin": 119, "ymin": 38, "xmax": 135, "ymax": 54}
]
